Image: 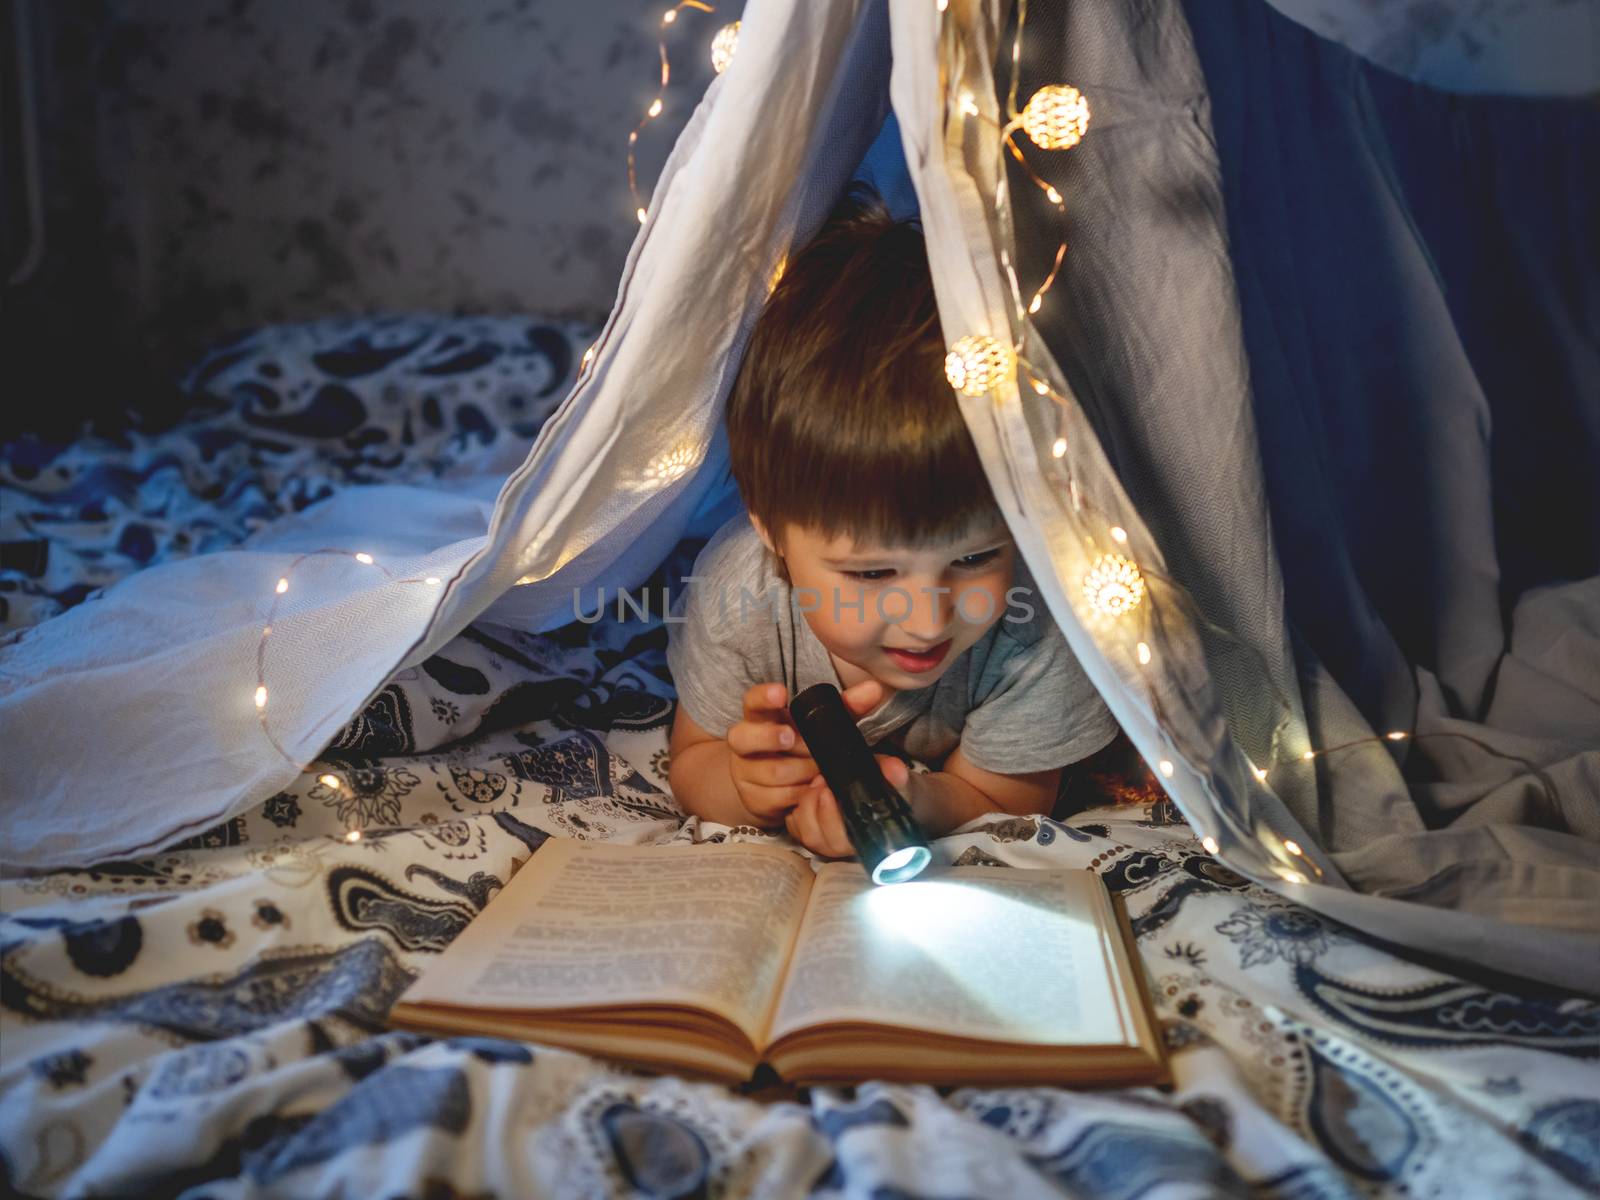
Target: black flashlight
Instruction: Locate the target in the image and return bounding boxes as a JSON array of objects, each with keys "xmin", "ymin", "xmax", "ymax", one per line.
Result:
[{"xmin": 788, "ymin": 682, "xmax": 931, "ymax": 884}]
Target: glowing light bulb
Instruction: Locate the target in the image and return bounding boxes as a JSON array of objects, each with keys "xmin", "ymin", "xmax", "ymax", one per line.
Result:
[
  {"xmin": 345, "ymin": 830, "xmax": 362, "ymax": 843},
  {"xmin": 1051, "ymin": 437, "xmax": 1067, "ymax": 458},
  {"xmin": 1251, "ymin": 764, "xmax": 1268, "ymax": 782},
  {"xmin": 1202, "ymin": 836, "xmax": 1219, "ymax": 855},
  {"xmin": 1022, "ymin": 84, "xmax": 1091, "ymax": 150},
  {"xmin": 1158, "ymin": 759, "xmax": 1174, "ymax": 778},
  {"xmin": 1081, "ymin": 553, "xmax": 1146, "ymax": 618},
  {"xmin": 1045, "ymin": 186, "xmax": 1062, "ymax": 205},
  {"xmin": 320, "ymin": 773, "xmax": 341, "ymax": 789},
  {"xmin": 262, "ymin": 625, "xmax": 272, "ymax": 638},
  {"xmin": 1109, "ymin": 526, "xmax": 1128, "ymax": 544},
  {"xmin": 937, "ymin": 0, "xmax": 949, "ymax": 10},
  {"xmin": 636, "ymin": 207, "xmax": 648, "ymax": 224},
  {"xmin": 872, "ymin": 845, "xmax": 931, "ymax": 885},
  {"xmin": 710, "ymin": 21, "xmax": 739, "ymax": 73},
  {"xmin": 254, "ymin": 686, "xmax": 268, "ymax": 708},
  {"xmin": 1028, "ymin": 294, "xmax": 1043, "ymax": 313},
  {"xmin": 1275, "ymin": 866, "xmax": 1308, "ymax": 885},
  {"xmin": 1136, "ymin": 641, "xmax": 1151, "ymax": 665},
  {"xmin": 355, "ymin": 552, "xmax": 374, "ymax": 564},
  {"xmin": 944, "ymin": 335, "xmax": 1014, "ymax": 397},
  {"xmin": 1387, "ymin": 731, "xmax": 1408, "ymax": 741},
  {"xmin": 1302, "ymin": 750, "xmax": 1316, "ymax": 761},
  {"xmin": 647, "ymin": 98, "xmax": 663, "ymax": 118},
  {"xmin": 1284, "ymin": 839, "xmax": 1302, "ymax": 856},
  {"xmin": 425, "ymin": 576, "xmax": 442, "ymax": 586},
  {"xmin": 1031, "ymin": 378, "xmax": 1050, "ymax": 395},
  {"xmin": 275, "ymin": 578, "xmax": 289, "ymax": 594},
  {"xmin": 582, "ymin": 346, "xmax": 595, "ymax": 367},
  {"xmin": 662, "ymin": 9, "xmax": 676, "ymax": 24},
  {"xmin": 958, "ymin": 91, "xmax": 979, "ymax": 116}
]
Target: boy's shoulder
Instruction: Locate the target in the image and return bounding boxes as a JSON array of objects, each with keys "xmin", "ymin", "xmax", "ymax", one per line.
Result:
[
  {"xmin": 689, "ymin": 515, "xmax": 773, "ymax": 591},
  {"xmin": 694, "ymin": 513, "xmax": 760, "ymax": 565},
  {"xmin": 676, "ymin": 515, "xmax": 783, "ymax": 643},
  {"xmin": 993, "ymin": 553, "xmax": 1055, "ymax": 650}
]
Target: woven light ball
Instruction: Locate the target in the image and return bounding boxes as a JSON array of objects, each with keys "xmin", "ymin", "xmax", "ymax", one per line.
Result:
[
  {"xmin": 1082, "ymin": 553, "xmax": 1146, "ymax": 617},
  {"xmin": 944, "ymin": 335, "xmax": 1013, "ymax": 397},
  {"xmin": 1022, "ymin": 85, "xmax": 1091, "ymax": 150},
  {"xmin": 711, "ymin": 22, "xmax": 740, "ymax": 74}
]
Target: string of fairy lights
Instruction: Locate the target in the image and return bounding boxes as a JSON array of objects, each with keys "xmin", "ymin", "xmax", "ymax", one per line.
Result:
[
  {"xmin": 934, "ymin": 0, "xmax": 1440, "ymax": 885},
  {"xmin": 627, "ymin": 1, "xmax": 740, "ymax": 224},
  {"xmin": 248, "ymin": 0, "xmax": 1520, "ymax": 865},
  {"xmin": 254, "ymin": 550, "xmax": 444, "ymax": 842},
  {"xmin": 249, "ymin": 3, "xmax": 746, "ymax": 842}
]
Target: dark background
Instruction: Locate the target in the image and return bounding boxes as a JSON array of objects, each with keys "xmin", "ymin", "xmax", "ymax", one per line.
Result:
[{"xmin": 1, "ymin": 0, "xmax": 720, "ymax": 438}]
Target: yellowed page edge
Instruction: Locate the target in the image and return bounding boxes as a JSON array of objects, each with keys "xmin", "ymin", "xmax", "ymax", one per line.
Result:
[{"xmin": 388, "ymin": 1003, "xmax": 756, "ymax": 1084}]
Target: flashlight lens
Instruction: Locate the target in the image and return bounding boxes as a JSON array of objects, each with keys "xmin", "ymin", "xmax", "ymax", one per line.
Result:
[{"xmin": 871, "ymin": 845, "xmax": 931, "ymax": 885}]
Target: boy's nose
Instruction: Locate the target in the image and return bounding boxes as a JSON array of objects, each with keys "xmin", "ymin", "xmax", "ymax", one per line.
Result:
[{"xmin": 891, "ymin": 583, "xmax": 955, "ymax": 643}]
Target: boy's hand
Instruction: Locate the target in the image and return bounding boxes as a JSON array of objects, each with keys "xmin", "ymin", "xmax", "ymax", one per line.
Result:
[
  {"xmin": 726, "ymin": 681, "xmax": 827, "ymax": 827},
  {"xmin": 726, "ymin": 679, "xmax": 896, "ymax": 843},
  {"xmin": 786, "ymin": 750, "xmax": 911, "ymax": 860}
]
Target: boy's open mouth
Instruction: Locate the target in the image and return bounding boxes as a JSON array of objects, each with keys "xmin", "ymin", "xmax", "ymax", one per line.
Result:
[{"xmin": 883, "ymin": 638, "xmax": 952, "ymax": 674}]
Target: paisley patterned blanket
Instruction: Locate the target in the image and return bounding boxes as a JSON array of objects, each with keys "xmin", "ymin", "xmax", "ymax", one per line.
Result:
[{"xmin": 2, "ymin": 317, "xmax": 1596, "ymax": 1198}]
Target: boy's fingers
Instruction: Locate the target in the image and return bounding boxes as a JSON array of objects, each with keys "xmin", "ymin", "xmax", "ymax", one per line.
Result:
[
  {"xmin": 815, "ymin": 791, "xmax": 852, "ymax": 858},
  {"xmin": 875, "ymin": 753, "xmax": 910, "ymax": 794},
  {"xmin": 748, "ymin": 755, "xmax": 822, "ymax": 788},
  {"xmin": 783, "ymin": 805, "xmax": 803, "ymax": 846},
  {"xmin": 839, "ymin": 678, "xmax": 885, "ymax": 717},
  {"xmin": 727, "ymin": 718, "xmax": 797, "ymax": 757},
  {"xmin": 809, "ymin": 810, "xmax": 838, "ymax": 858},
  {"xmin": 739, "ymin": 783, "xmax": 802, "ymax": 823},
  {"xmin": 789, "ymin": 791, "xmax": 851, "ymax": 859},
  {"xmin": 741, "ymin": 682, "xmax": 789, "ymax": 721},
  {"xmin": 786, "ymin": 792, "xmax": 821, "ymax": 852}
]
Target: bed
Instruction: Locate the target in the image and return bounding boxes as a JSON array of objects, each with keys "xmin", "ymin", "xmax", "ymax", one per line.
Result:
[{"xmin": 2, "ymin": 316, "xmax": 1596, "ymax": 1198}]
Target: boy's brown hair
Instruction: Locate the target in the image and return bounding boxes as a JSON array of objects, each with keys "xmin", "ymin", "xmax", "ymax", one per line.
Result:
[{"xmin": 724, "ymin": 186, "xmax": 1003, "ymax": 582}]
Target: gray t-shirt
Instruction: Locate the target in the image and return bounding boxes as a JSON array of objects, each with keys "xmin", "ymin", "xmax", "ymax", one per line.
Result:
[{"xmin": 665, "ymin": 516, "xmax": 1118, "ymax": 774}]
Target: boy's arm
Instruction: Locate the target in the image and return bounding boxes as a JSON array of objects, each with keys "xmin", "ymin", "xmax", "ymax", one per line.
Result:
[
  {"xmin": 903, "ymin": 746, "xmax": 1063, "ymax": 837},
  {"xmin": 666, "ymin": 703, "xmax": 779, "ymax": 829}
]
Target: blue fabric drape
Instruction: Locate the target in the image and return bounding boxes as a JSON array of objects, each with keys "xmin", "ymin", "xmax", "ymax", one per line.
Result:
[
  {"xmin": 1181, "ymin": 0, "xmax": 1600, "ymax": 732},
  {"xmin": 851, "ymin": 110, "xmax": 923, "ymax": 224}
]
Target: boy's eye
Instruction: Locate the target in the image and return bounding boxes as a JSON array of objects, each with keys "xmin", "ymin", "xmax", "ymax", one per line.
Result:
[{"xmin": 843, "ymin": 550, "xmax": 1000, "ymax": 582}]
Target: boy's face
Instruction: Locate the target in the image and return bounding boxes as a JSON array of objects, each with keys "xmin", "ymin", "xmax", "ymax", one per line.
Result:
[{"xmin": 752, "ymin": 516, "xmax": 1016, "ymax": 691}]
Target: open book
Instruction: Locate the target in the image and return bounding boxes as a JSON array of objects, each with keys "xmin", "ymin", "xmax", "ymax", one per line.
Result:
[{"xmin": 388, "ymin": 838, "xmax": 1168, "ymax": 1087}]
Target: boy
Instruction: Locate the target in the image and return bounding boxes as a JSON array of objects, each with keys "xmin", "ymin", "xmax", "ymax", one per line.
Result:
[{"xmin": 666, "ymin": 189, "xmax": 1118, "ymax": 859}]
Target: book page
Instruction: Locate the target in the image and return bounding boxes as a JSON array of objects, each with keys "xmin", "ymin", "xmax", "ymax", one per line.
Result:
[
  {"xmin": 768, "ymin": 864, "xmax": 1131, "ymax": 1046},
  {"xmin": 399, "ymin": 840, "xmax": 815, "ymax": 1043}
]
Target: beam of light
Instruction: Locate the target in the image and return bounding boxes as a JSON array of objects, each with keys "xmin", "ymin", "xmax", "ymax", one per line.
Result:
[{"xmin": 845, "ymin": 875, "xmax": 1113, "ymax": 1040}]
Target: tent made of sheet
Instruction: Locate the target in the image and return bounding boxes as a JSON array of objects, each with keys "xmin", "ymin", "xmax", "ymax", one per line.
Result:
[{"xmin": 2, "ymin": 0, "xmax": 1596, "ymax": 993}]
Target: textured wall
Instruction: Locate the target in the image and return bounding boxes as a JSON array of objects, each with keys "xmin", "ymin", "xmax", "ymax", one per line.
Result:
[
  {"xmin": 4, "ymin": 0, "xmax": 728, "ymax": 433},
  {"xmin": 4, "ymin": 0, "xmax": 1588, "ymax": 437}
]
